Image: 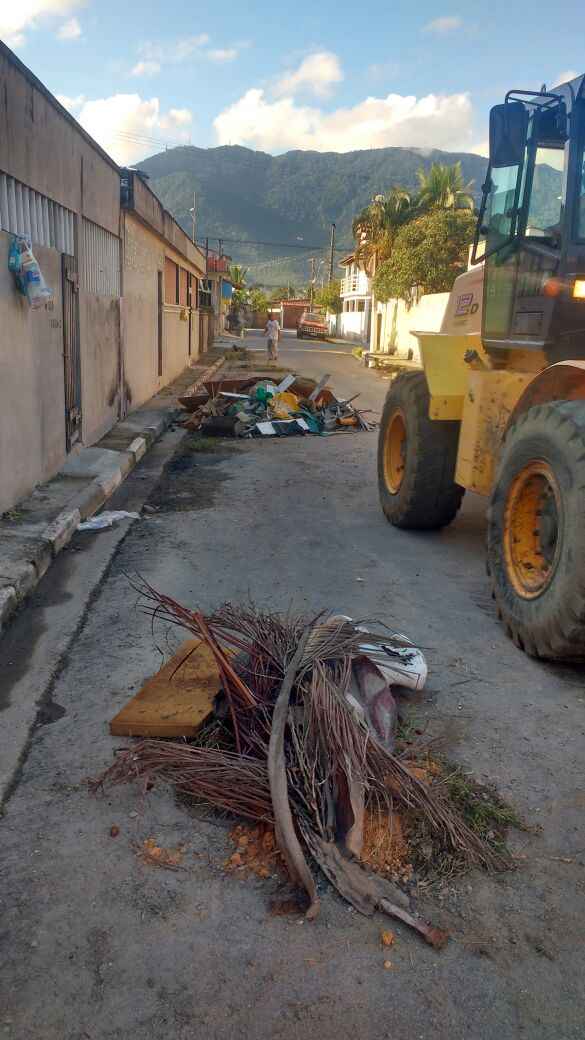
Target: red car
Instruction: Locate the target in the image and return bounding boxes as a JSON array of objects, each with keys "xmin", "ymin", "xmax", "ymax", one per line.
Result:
[{"xmin": 297, "ymin": 311, "xmax": 328, "ymax": 340}]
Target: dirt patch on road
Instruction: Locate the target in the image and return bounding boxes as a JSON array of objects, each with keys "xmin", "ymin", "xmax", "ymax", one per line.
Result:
[{"xmin": 146, "ymin": 433, "xmax": 242, "ymax": 514}]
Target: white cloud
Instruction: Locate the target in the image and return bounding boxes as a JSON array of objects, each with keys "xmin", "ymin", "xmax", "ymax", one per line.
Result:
[
  {"xmin": 57, "ymin": 16, "xmax": 81, "ymax": 39},
  {"xmin": 131, "ymin": 60, "xmax": 161, "ymax": 77},
  {"xmin": 56, "ymin": 92, "xmax": 85, "ymax": 112},
  {"xmin": 423, "ymin": 15, "xmax": 462, "ymax": 34},
  {"xmin": 214, "ymin": 87, "xmax": 474, "ymax": 154},
  {"xmin": 208, "ymin": 48, "xmax": 238, "ymax": 63},
  {"xmin": 137, "ymin": 34, "xmax": 209, "ymax": 66},
  {"xmin": 274, "ymin": 52, "xmax": 343, "ymax": 100},
  {"xmin": 0, "ymin": 0, "xmax": 84, "ymax": 47},
  {"xmin": 552, "ymin": 69, "xmax": 579, "ymax": 87},
  {"xmin": 166, "ymin": 108, "xmax": 192, "ymax": 127},
  {"xmin": 58, "ymin": 93, "xmax": 193, "ymax": 164}
]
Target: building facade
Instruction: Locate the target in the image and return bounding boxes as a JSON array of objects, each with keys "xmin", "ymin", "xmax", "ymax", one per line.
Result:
[
  {"xmin": 121, "ymin": 169, "xmax": 206, "ymax": 410},
  {"xmin": 338, "ymin": 255, "xmax": 372, "ymax": 343},
  {"xmin": 0, "ymin": 42, "xmax": 210, "ymax": 516}
]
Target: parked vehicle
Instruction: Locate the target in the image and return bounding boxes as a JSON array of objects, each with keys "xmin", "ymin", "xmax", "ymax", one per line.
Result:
[{"xmin": 297, "ymin": 311, "xmax": 328, "ymax": 339}]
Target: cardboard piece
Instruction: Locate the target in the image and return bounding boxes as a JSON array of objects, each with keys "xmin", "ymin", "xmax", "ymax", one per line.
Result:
[{"xmin": 109, "ymin": 639, "xmax": 219, "ymax": 737}]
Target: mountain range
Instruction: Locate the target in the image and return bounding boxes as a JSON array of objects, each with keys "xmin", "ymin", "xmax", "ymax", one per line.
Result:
[{"xmin": 138, "ymin": 144, "xmax": 488, "ymax": 289}]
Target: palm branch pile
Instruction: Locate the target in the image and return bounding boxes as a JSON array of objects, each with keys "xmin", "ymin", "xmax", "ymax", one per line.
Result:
[{"xmin": 93, "ymin": 582, "xmax": 513, "ymax": 948}]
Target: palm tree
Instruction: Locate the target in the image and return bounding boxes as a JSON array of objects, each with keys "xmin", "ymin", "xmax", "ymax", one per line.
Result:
[
  {"xmin": 228, "ymin": 264, "xmax": 248, "ymax": 289},
  {"xmin": 416, "ymin": 162, "xmax": 475, "ymax": 212},
  {"xmin": 352, "ymin": 187, "xmax": 414, "ymax": 271}
]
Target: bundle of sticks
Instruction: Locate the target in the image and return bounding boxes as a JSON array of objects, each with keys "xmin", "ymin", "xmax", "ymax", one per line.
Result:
[{"xmin": 93, "ymin": 583, "xmax": 512, "ymax": 948}]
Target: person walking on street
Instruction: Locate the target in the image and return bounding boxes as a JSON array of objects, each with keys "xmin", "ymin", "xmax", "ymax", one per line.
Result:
[{"xmin": 265, "ymin": 315, "xmax": 280, "ymax": 361}]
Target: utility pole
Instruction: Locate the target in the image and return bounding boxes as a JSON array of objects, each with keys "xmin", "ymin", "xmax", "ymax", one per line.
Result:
[
  {"xmin": 328, "ymin": 222, "xmax": 336, "ymax": 284},
  {"xmin": 308, "ymin": 257, "xmax": 315, "ymax": 305},
  {"xmin": 189, "ymin": 192, "xmax": 197, "ymax": 244}
]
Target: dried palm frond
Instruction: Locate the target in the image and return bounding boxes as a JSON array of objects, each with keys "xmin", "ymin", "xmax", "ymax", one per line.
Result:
[
  {"xmin": 92, "ymin": 741, "xmax": 273, "ymax": 822},
  {"xmin": 96, "ymin": 586, "xmax": 514, "ymax": 898}
]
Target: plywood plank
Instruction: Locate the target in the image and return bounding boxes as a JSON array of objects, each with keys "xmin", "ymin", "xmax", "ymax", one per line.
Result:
[{"xmin": 110, "ymin": 639, "xmax": 219, "ymax": 737}]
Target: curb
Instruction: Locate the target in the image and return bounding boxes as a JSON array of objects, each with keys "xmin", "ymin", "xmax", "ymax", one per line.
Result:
[{"xmin": 0, "ymin": 355, "xmax": 225, "ymax": 636}]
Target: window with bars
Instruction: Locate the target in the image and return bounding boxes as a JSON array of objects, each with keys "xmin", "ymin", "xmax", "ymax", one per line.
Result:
[
  {"xmin": 80, "ymin": 217, "xmax": 120, "ymax": 296},
  {"xmin": 0, "ymin": 172, "xmax": 75, "ymax": 254}
]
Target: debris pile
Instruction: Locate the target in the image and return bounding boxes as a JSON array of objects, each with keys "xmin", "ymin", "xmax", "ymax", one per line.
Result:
[
  {"xmin": 93, "ymin": 586, "xmax": 514, "ymax": 949},
  {"xmin": 179, "ymin": 372, "xmax": 376, "ymax": 438}
]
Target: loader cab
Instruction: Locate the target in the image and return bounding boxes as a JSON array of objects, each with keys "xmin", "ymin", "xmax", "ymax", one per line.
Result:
[{"xmin": 473, "ymin": 77, "xmax": 585, "ymax": 363}]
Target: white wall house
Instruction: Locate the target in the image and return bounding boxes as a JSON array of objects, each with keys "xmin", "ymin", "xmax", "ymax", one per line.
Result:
[
  {"xmin": 370, "ymin": 292, "xmax": 451, "ymax": 364},
  {"xmin": 337, "ymin": 254, "xmax": 372, "ymax": 343}
]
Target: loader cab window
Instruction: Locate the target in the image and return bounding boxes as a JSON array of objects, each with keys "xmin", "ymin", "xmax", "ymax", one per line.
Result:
[
  {"xmin": 482, "ymin": 164, "xmax": 523, "ymax": 255},
  {"xmin": 576, "ymin": 150, "xmax": 585, "ymax": 238},
  {"xmin": 525, "ymin": 146, "xmax": 565, "ymax": 245}
]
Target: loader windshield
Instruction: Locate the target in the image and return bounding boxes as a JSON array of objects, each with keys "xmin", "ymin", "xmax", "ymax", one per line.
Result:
[
  {"xmin": 577, "ymin": 149, "xmax": 585, "ymax": 238},
  {"xmin": 525, "ymin": 146, "xmax": 564, "ymax": 243}
]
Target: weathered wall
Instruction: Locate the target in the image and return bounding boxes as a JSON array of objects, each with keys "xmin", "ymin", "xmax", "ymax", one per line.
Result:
[
  {"xmin": 371, "ymin": 293, "xmax": 450, "ymax": 361},
  {"xmin": 340, "ymin": 309, "xmax": 369, "ymax": 343},
  {"xmin": 0, "ymin": 232, "xmax": 66, "ymax": 513},
  {"xmin": 123, "ymin": 215, "xmax": 163, "ymax": 409},
  {"xmin": 0, "ymin": 47, "xmax": 120, "ymax": 235},
  {"xmin": 123, "ymin": 215, "xmax": 203, "ymax": 406},
  {"xmin": 164, "ymin": 306, "xmax": 191, "ymax": 381},
  {"xmin": 79, "ymin": 293, "xmax": 120, "ymax": 445},
  {"xmin": 131, "ymin": 176, "xmax": 206, "ymax": 272}
]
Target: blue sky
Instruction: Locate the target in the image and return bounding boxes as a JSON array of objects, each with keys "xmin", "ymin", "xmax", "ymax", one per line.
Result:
[{"xmin": 1, "ymin": 0, "xmax": 583, "ymax": 163}]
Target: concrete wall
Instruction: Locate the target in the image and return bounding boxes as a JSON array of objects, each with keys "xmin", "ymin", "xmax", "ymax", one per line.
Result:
[
  {"xmin": 164, "ymin": 306, "xmax": 191, "ymax": 381},
  {"xmin": 123, "ymin": 215, "xmax": 163, "ymax": 409},
  {"xmin": 0, "ymin": 47, "xmax": 120, "ymax": 235},
  {"xmin": 0, "ymin": 232, "xmax": 66, "ymax": 513},
  {"xmin": 371, "ymin": 292, "xmax": 450, "ymax": 362},
  {"xmin": 131, "ymin": 176, "xmax": 206, "ymax": 272},
  {"xmin": 340, "ymin": 308, "xmax": 369, "ymax": 343},
  {"xmin": 80, "ymin": 293, "xmax": 121, "ymax": 445},
  {"xmin": 123, "ymin": 214, "xmax": 203, "ymax": 407}
]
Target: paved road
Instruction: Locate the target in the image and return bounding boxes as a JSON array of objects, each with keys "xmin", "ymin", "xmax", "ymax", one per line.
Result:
[{"xmin": 1, "ymin": 330, "xmax": 584, "ymax": 1039}]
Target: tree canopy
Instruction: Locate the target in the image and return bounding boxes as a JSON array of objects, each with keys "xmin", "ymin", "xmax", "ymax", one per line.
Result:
[
  {"xmin": 416, "ymin": 162, "xmax": 474, "ymax": 212},
  {"xmin": 372, "ymin": 209, "xmax": 476, "ymax": 304},
  {"xmin": 350, "ymin": 162, "xmax": 477, "ymax": 277},
  {"xmin": 314, "ymin": 280, "xmax": 342, "ymax": 314}
]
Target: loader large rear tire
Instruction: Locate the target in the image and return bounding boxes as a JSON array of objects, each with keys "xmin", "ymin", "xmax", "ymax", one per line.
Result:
[
  {"xmin": 487, "ymin": 400, "xmax": 585, "ymax": 661},
  {"xmin": 377, "ymin": 371, "xmax": 464, "ymax": 530}
]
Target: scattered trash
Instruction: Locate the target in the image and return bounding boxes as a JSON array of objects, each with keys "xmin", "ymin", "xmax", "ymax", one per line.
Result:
[
  {"xmin": 94, "ymin": 587, "xmax": 517, "ymax": 948},
  {"xmin": 383, "ymin": 960, "xmax": 393, "ymax": 970},
  {"xmin": 110, "ymin": 825, "xmax": 120, "ymax": 838},
  {"xmin": 225, "ymin": 823, "xmax": 285, "ymax": 880},
  {"xmin": 381, "ymin": 929, "xmax": 395, "ymax": 947},
  {"xmin": 77, "ymin": 511, "xmax": 140, "ymax": 531},
  {"xmin": 138, "ymin": 837, "xmax": 184, "ymax": 870},
  {"xmin": 180, "ymin": 372, "xmax": 376, "ymax": 439},
  {"xmin": 8, "ymin": 235, "xmax": 53, "ymax": 308}
]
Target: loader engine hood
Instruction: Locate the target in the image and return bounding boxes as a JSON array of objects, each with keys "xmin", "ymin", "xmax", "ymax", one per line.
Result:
[{"xmin": 440, "ymin": 264, "xmax": 484, "ymax": 337}]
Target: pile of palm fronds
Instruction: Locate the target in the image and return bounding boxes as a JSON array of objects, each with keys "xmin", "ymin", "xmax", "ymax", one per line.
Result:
[{"xmin": 93, "ymin": 581, "xmax": 514, "ymax": 948}]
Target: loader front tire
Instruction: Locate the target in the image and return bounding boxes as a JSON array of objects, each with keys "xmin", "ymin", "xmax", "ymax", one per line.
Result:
[
  {"xmin": 487, "ymin": 400, "xmax": 585, "ymax": 661},
  {"xmin": 377, "ymin": 371, "xmax": 464, "ymax": 530}
]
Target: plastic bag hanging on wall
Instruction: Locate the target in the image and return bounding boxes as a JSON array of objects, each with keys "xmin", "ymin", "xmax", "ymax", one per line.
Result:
[{"xmin": 8, "ymin": 236, "xmax": 53, "ymax": 309}]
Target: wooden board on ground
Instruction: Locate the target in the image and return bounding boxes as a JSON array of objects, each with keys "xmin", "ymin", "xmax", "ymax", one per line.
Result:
[{"xmin": 110, "ymin": 639, "xmax": 219, "ymax": 737}]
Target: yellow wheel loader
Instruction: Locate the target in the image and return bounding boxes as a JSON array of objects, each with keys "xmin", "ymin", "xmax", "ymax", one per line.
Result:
[{"xmin": 378, "ymin": 75, "xmax": 585, "ymax": 660}]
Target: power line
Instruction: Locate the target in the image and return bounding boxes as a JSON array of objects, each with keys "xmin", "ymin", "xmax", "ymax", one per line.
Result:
[{"xmin": 195, "ymin": 235, "xmax": 353, "ymax": 252}]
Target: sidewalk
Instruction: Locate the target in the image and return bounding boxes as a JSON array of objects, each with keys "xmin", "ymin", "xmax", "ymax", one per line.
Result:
[{"xmin": 0, "ymin": 347, "xmax": 226, "ymax": 638}]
